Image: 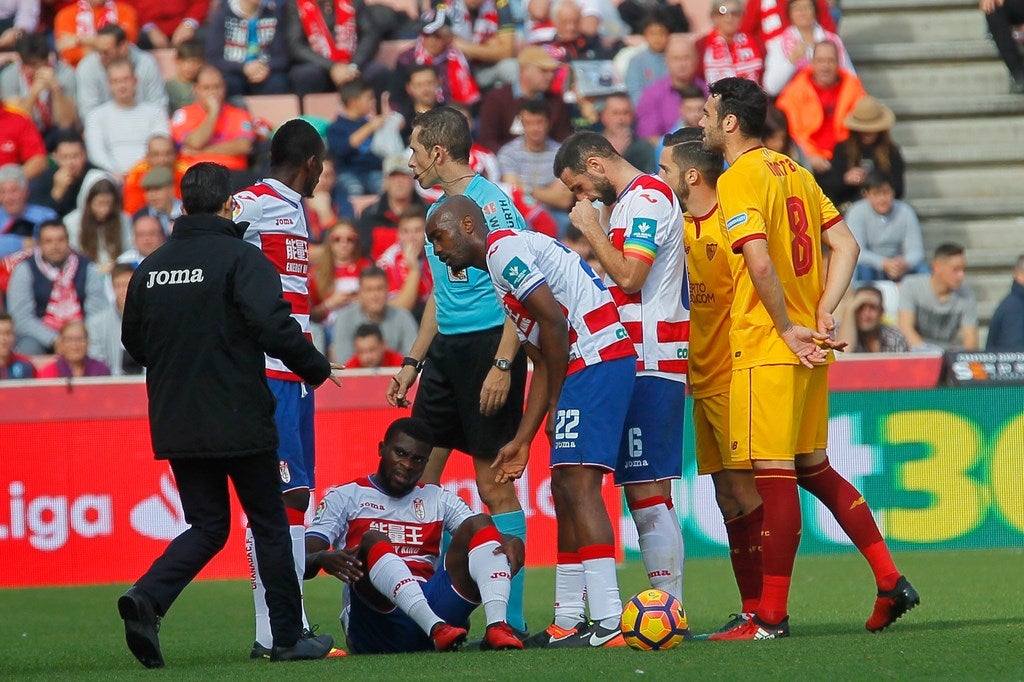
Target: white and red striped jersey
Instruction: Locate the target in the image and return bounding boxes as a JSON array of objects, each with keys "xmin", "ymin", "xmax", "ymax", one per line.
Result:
[
  {"xmin": 485, "ymin": 229, "xmax": 635, "ymax": 375},
  {"xmin": 307, "ymin": 477, "xmax": 474, "ymax": 581},
  {"xmin": 606, "ymin": 174, "xmax": 690, "ymax": 381},
  {"xmin": 233, "ymin": 178, "xmax": 311, "ymax": 381}
]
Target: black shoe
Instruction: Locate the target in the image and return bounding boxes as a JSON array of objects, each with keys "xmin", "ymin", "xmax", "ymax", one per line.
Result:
[
  {"xmin": 250, "ymin": 642, "xmax": 272, "ymax": 660},
  {"xmin": 271, "ymin": 633, "xmax": 335, "ymax": 661},
  {"xmin": 117, "ymin": 587, "xmax": 164, "ymax": 669},
  {"xmin": 522, "ymin": 620, "xmax": 587, "ymax": 648}
]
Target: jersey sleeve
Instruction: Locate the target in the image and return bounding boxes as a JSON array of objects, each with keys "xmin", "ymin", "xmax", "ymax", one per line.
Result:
[
  {"xmin": 621, "ymin": 188, "xmax": 675, "ymax": 266},
  {"xmin": 231, "ymin": 190, "xmax": 264, "ymax": 231},
  {"xmin": 718, "ymin": 170, "xmax": 767, "ymax": 253},
  {"xmin": 307, "ymin": 487, "xmax": 349, "ymax": 546},
  {"xmin": 439, "ymin": 488, "xmax": 475, "ymax": 535},
  {"xmin": 487, "ymin": 233, "xmax": 546, "ymax": 303}
]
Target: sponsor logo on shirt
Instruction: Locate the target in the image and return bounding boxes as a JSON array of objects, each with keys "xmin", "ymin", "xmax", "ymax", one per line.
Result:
[
  {"xmin": 503, "ymin": 256, "xmax": 531, "ymax": 289},
  {"xmin": 726, "ymin": 213, "xmax": 748, "ymax": 230},
  {"xmin": 629, "ymin": 217, "xmax": 656, "ymax": 240}
]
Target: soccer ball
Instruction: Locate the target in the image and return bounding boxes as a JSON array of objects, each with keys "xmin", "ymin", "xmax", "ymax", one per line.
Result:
[{"xmin": 620, "ymin": 589, "xmax": 689, "ymax": 650}]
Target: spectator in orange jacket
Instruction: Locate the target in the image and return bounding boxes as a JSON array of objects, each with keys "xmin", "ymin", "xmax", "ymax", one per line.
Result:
[
  {"xmin": 775, "ymin": 40, "xmax": 865, "ymax": 174},
  {"xmin": 54, "ymin": 0, "xmax": 138, "ymax": 67},
  {"xmin": 122, "ymin": 135, "xmax": 188, "ymax": 216}
]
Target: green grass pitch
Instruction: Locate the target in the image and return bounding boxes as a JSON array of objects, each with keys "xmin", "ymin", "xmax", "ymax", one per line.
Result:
[{"xmin": 2, "ymin": 549, "xmax": 1022, "ymax": 680}]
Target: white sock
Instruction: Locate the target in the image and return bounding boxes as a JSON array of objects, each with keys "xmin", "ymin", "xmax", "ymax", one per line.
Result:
[
  {"xmin": 553, "ymin": 554, "xmax": 586, "ymax": 629},
  {"xmin": 368, "ymin": 549, "xmax": 442, "ymax": 636},
  {"xmin": 579, "ymin": 545, "xmax": 621, "ymax": 628},
  {"xmin": 630, "ymin": 498, "xmax": 686, "ymax": 603},
  {"xmin": 290, "ymin": 525, "xmax": 311, "ymax": 631},
  {"xmin": 467, "ymin": 536, "xmax": 511, "ymax": 626},
  {"xmin": 246, "ymin": 527, "xmax": 273, "ymax": 649}
]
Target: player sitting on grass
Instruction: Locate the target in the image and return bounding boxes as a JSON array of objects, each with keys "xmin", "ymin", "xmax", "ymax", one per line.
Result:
[{"xmin": 304, "ymin": 417, "xmax": 526, "ymax": 654}]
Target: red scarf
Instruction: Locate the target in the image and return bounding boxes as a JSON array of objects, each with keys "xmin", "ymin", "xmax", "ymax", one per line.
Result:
[
  {"xmin": 35, "ymin": 249, "xmax": 83, "ymax": 332},
  {"xmin": 75, "ymin": 0, "xmax": 119, "ymax": 39},
  {"xmin": 413, "ymin": 37, "xmax": 480, "ymax": 106},
  {"xmin": 703, "ymin": 29, "xmax": 763, "ymax": 84},
  {"xmin": 296, "ymin": 0, "xmax": 356, "ymax": 63}
]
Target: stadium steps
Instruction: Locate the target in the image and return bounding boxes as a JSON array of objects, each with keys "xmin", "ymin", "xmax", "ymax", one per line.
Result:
[{"xmin": 840, "ymin": 0, "xmax": 1024, "ymax": 329}]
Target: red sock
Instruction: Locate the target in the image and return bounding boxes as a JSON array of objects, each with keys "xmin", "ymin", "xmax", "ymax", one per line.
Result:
[
  {"xmin": 724, "ymin": 508, "xmax": 762, "ymax": 613},
  {"xmin": 753, "ymin": 469, "xmax": 801, "ymax": 625},
  {"xmin": 797, "ymin": 459, "xmax": 899, "ymax": 591},
  {"xmin": 744, "ymin": 504, "xmax": 764, "ymax": 611}
]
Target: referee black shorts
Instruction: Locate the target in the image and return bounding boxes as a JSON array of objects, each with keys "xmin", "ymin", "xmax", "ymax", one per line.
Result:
[{"xmin": 412, "ymin": 325, "xmax": 526, "ymax": 460}]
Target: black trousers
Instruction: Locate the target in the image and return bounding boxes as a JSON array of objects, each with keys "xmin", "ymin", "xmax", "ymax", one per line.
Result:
[
  {"xmin": 986, "ymin": 0, "xmax": 1024, "ymax": 79},
  {"xmin": 134, "ymin": 453, "xmax": 302, "ymax": 647}
]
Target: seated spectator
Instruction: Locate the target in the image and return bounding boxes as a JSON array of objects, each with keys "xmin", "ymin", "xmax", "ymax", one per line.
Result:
[
  {"xmin": 330, "ymin": 264, "xmax": 417, "ymax": 363},
  {"xmin": 0, "ymin": 33, "xmax": 78, "ymax": 148},
  {"xmin": 132, "ymin": 167, "xmax": 182, "ymax": 235},
  {"xmin": 837, "ymin": 285, "xmax": 910, "ymax": 353},
  {"xmin": 377, "ymin": 205, "xmax": 432, "ymax": 318},
  {"xmin": 740, "ymin": 0, "xmax": 834, "ymax": 53},
  {"xmin": 132, "ymin": 0, "xmax": 207, "ymax": 50},
  {"xmin": 7, "ymin": 219, "xmax": 106, "ymax": 354},
  {"xmin": 310, "ymin": 218, "xmax": 372, "ymax": 324},
  {"xmin": 545, "ymin": 0, "xmax": 611, "ymax": 60},
  {"xmin": 440, "ymin": 0, "xmax": 517, "ymax": 88},
  {"xmin": 86, "ymin": 262, "xmax": 141, "ymax": 374},
  {"xmin": 763, "ymin": 104, "xmax": 810, "ymax": 168},
  {"xmin": 775, "ymin": 40, "xmax": 865, "ymax": 173},
  {"xmin": 305, "ymin": 158, "xmax": 339, "ymax": 240},
  {"xmin": 116, "ymin": 214, "xmax": 166, "ymax": 267},
  {"xmin": 818, "ymin": 96, "xmax": 905, "ymax": 209},
  {"xmin": 357, "ymin": 154, "xmax": 425, "ymax": 258},
  {"xmin": 592, "ymin": 92, "xmax": 655, "ymax": 174},
  {"xmin": 64, "ymin": 172, "xmax": 132, "ymax": 272},
  {"xmin": 0, "ymin": 312, "xmax": 36, "ymax": 380},
  {"xmin": 498, "ymin": 100, "xmax": 573, "ymax": 227},
  {"xmin": 326, "ymin": 79, "xmax": 388, "ymax": 204},
  {"xmin": 986, "ymin": 255, "xmax": 1024, "ymax": 350},
  {"xmin": 170, "ymin": 65, "xmax": 255, "ymax": 173},
  {"xmin": 0, "ymin": 164, "xmax": 57, "ymax": 258},
  {"xmin": 0, "ymin": 0, "xmax": 37, "ymax": 49},
  {"xmin": 898, "ymin": 243, "xmax": 979, "ymax": 352},
  {"xmin": 37, "ymin": 319, "xmax": 111, "ymax": 377},
  {"xmin": 29, "ymin": 132, "xmax": 94, "ymax": 218},
  {"xmin": 636, "ymin": 35, "xmax": 708, "ymax": 145},
  {"xmin": 394, "ymin": 10, "xmax": 480, "ymax": 109},
  {"xmin": 576, "ymin": 0, "xmax": 628, "ymax": 41},
  {"xmin": 525, "ymin": 0, "xmax": 557, "ymax": 44},
  {"xmin": 0, "ymin": 103, "xmax": 46, "ymax": 182},
  {"xmin": 165, "ymin": 38, "xmax": 203, "ymax": 115},
  {"xmin": 394, "ymin": 65, "xmax": 442, "ymax": 145},
  {"xmin": 75, "ymin": 24, "xmax": 167, "ymax": 120},
  {"xmin": 478, "ymin": 46, "xmax": 572, "ymax": 153},
  {"xmin": 762, "ymin": 0, "xmax": 853, "ymax": 96},
  {"xmin": 981, "ymin": 0, "xmax": 1024, "ymax": 93},
  {"xmin": 84, "ymin": 58, "xmax": 171, "ymax": 178},
  {"xmin": 122, "ymin": 134, "xmax": 187, "ymax": 216},
  {"xmin": 675, "ymin": 85, "xmax": 707, "ymax": 130},
  {"xmin": 343, "ymin": 322, "xmax": 405, "ymax": 368},
  {"xmin": 847, "ymin": 171, "xmax": 925, "ymax": 285},
  {"xmin": 283, "ymin": 0, "xmax": 360, "ymax": 98},
  {"xmin": 697, "ymin": 0, "xmax": 763, "ymax": 85},
  {"xmin": 54, "ymin": 0, "xmax": 138, "ymax": 67},
  {"xmin": 624, "ymin": 8, "xmax": 671, "ymax": 105},
  {"xmin": 617, "ymin": 0, "xmax": 689, "ymax": 34},
  {"xmin": 206, "ymin": 0, "xmax": 290, "ymax": 98}
]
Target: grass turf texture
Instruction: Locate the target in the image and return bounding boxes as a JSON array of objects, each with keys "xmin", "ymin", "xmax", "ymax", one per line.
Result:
[{"xmin": 2, "ymin": 549, "xmax": 1021, "ymax": 680}]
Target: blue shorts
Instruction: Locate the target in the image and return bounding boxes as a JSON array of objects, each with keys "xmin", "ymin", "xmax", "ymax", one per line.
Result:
[
  {"xmin": 614, "ymin": 376, "xmax": 685, "ymax": 485},
  {"xmin": 345, "ymin": 567, "xmax": 477, "ymax": 654},
  {"xmin": 551, "ymin": 357, "xmax": 635, "ymax": 471},
  {"xmin": 268, "ymin": 378, "xmax": 315, "ymax": 492}
]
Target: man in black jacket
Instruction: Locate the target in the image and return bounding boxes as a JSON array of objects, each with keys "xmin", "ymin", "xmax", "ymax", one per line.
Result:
[{"xmin": 118, "ymin": 162, "xmax": 340, "ymax": 668}]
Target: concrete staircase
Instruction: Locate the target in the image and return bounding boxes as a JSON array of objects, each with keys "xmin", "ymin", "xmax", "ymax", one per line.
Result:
[{"xmin": 840, "ymin": 0, "xmax": 1024, "ymax": 328}]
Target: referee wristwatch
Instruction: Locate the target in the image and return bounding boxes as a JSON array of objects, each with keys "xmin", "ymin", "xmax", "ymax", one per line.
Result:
[
  {"xmin": 401, "ymin": 356, "xmax": 425, "ymax": 373},
  {"xmin": 493, "ymin": 357, "xmax": 512, "ymax": 371}
]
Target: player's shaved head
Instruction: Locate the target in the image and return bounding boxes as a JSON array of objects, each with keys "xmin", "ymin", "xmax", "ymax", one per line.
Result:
[
  {"xmin": 424, "ymin": 195, "xmax": 488, "ymax": 272},
  {"xmin": 427, "ymin": 194, "xmax": 485, "ymax": 234}
]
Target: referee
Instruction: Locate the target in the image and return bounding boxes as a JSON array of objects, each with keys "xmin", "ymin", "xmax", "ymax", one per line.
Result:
[{"xmin": 118, "ymin": 162, "xmax": 340, "ymax": 667}]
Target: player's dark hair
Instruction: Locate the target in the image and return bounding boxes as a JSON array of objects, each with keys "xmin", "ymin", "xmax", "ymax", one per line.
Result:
[
  {"xmin": 412, "ymin": 106, "xmax": 472, "ymax": 163},
  {"xmin": 933, "ymin": 243, "xmax": 965, "ymax": 260},
  {"xmin": 339, "ymin": 78, "xmax": 372, "ymax": 104},
  {"xmin": 16, "ymin": 32, "xmax": 50, "ymax": 62},
  {"xmin": 359, "ymin": 264, "xmax": 388, "ymax": 282},
  {"xmin": 384, "ymin": 417, "xmax": 435, "ymax": 449},
  {"xmin": 354, "ymin": 322, "xmax": 384, "ymax": 341},
  {"xmin": 271, "ymin": 119, "xmax": 324, "ymax": 170},
  {"xmin": 97, "ymin": 24, "xmax": 127, "ymax": 44},
  {"xmin": 708, "ymin": 77, "xmax": 767, "ymax": 139},
  {"xmin": 553, "ymin": 131, "xmax": 619, "ymax": 176},
  {"xmin": 664, "ymin": 128, "xmax": 725, "ymax": 186},
  {"xmin": 176, "ymin": 38, "xmax": 204, "ymax": 60},
  {"xmin": 861, "ymin": 170, "xmax": 892, "ymax": 192},
  {"xmin": 180, "ymin": 162, "xmax": 231, "ymax": 216},
  {"xmin": 519, "ymin": 98, "xmax": 550, "ymax": 118}
]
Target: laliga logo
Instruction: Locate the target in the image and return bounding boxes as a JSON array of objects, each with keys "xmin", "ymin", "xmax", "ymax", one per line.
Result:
[{"xmin": 130, "ymin": 473, "xmax": 188, "ymax": 541}]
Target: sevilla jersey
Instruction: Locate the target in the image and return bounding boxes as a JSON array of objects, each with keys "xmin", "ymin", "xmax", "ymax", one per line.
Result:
[
  {"xmin": 307, "ymin": 476, "xmax": 474, "ymax": 581},
  {"xmin": 233, "ymin": 178, "xmax": 312, "ymax": 381},
  {"xmin": 684, "ymin": 204, "xmax": 735, "ymax": 399},
  {"xmin": 485, "ymin": 229, "xmax": 635, "ymax": 375},
  {"xmin": 607, "ymin": 174, "xmax": 689, "ymax": 381},
  {"xmin": 717, "ymin": 147, "xmax": 842, "ymax": 369}
]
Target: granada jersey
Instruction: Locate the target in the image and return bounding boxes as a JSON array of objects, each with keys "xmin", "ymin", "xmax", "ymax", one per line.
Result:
[
  {"xmin": 684, "ymin": 204, "xmax": 735, "ymax": 398},
  {"xmin": 485, "ymin": 229, "xmax": 635, "ymax": 374},
  {"xmin": 425, "ymin": 175, "xmax": 528, "ymax": 335},
  {"xmin": 233, "ymin": 178, "xmax": 312, "ymax": 381},
  {"xmin": 717, "ymin": 147, "xmax": 841, "ymax": 369},
  {"xmin": 607, "ymin": 174, "xmax": 689, "ymax": 381},
  {"xmin": 307, "ymin": 477, "xmax": 474, "ymax": 581}
]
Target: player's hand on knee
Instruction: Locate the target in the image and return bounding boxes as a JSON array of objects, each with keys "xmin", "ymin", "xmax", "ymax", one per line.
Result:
[
  {"xmin": 318, "ymin": 548, "xmax": 363, "ymax": 583},
  {"xmin": 496, "ymin": 536, "xmax": 526, "ymax": 575},
  {"xmin": 479, "ymin": 367, "xmax": 511, "ymax": 416},
  {"xmin": 492, "ymin": 440, "xmax": 530, "ymax": 484}
]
